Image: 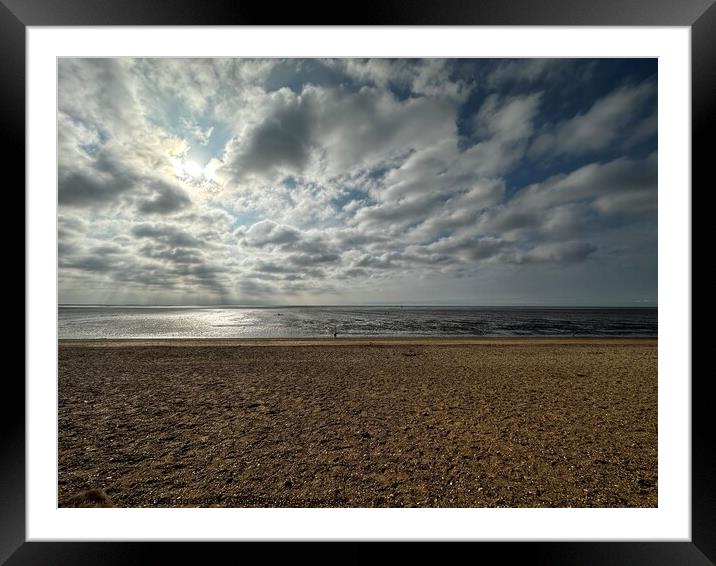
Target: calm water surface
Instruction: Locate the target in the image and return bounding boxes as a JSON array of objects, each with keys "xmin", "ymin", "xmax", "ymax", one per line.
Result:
[{"xmin": 58, "ymin": 306, "xmax": 657, "ymax": 339}]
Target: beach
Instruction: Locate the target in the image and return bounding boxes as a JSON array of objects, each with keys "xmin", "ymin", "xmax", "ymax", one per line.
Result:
[{"xmin": 58, "ymin": 338, "xmax": 657, "ymax": 508}]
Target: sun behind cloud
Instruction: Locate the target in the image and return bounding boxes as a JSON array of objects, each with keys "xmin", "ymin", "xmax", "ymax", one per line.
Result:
[{"xmin": 57, "ymin": 58, "xmax": 658, "ymax": 306}]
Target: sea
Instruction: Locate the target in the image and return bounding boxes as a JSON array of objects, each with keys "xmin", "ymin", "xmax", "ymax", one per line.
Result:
[{"xmin": 58, "ymin": 306, "xmax": 657, "ymax": 339}]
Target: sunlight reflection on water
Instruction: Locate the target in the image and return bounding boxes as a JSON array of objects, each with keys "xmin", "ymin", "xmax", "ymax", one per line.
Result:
[{"xmin": 58, "ymin": 306, "xmax": 657, "ymax": 339}]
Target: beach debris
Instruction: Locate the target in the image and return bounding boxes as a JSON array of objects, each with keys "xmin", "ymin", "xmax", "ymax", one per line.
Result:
[{"xmin": 359, "ymin": 431, "xmax": 372, "ymax": 440}]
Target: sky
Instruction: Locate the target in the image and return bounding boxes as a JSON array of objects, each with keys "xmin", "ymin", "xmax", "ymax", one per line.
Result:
[{"xmin": 57, "ymin": 58, "xmax": 657, "ymax": 306}]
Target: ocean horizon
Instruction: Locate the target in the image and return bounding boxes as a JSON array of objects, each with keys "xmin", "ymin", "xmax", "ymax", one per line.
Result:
[{"xmin": 58, "ymin": 305, "xmax": 658, "ymax": 339}]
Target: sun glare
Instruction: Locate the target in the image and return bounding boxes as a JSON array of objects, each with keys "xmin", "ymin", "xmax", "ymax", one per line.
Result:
[{"xmin": 182, "ymin": 159, "xmax": 204, "ymax": 179}]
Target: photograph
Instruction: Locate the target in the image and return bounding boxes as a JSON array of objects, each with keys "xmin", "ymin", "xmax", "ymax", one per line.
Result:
[{"xmin": 56, "ymin": 57, "xmax": 658, "ymax": 509}]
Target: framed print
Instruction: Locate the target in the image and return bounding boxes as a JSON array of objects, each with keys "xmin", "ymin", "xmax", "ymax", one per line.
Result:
[{"xmin": 8, "ymin": 0, "xmax": 708, "ymax": 564}]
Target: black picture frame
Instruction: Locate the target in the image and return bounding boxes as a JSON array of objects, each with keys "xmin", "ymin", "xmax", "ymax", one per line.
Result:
[{"xmin": 7, "ymin": 1, "xmax": 706, "ymax": 563}]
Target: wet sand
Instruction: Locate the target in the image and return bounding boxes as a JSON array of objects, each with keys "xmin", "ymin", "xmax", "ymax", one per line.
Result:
[{"xmin": 58, "ymin": 338, "xmax": 657, "ymax": 508}]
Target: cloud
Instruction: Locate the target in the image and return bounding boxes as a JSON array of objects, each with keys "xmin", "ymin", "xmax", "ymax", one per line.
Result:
[
  {"xmin": 475, "ymin": 92, "xmax": 542, "ymax": 143},
  {"xmin": 506, "ymin": 241, "xmax": 598, "ymax": 264},
  {"xmin": 466, "ymin": 153, "xmax": 656, "ymax": 254},
  {"xmin": 61, "ymin": 254, "xmax": 117, "ymax": 273},
  {"xmin": 325, "ymin": 59, "xmax": 469, "ymax": 99},
  {"xmin": 58, "ymin": 59, "xmax": 196, "ymax": 213},
  {"xmin": 131, "ymin": 223, "xmax": 203, "ymax": 248},
  {"xmin": 58, "ymin": 153, "xmax": 136, "ymax": 206},
  {"xmin": 287, "ymin": 252, "xmax": 340, "ymax": 266},
  {"xmin": 487, "ymin": 59, "xmax": 555, "ymax": 87},
  {"xmin": 512, "ymin": 153, "xmax": 657, "ymax": 215},
  {"xmin": 58, "ymin": 58, "xmax": 657, "ymax": 305},
  {"xmin": 236, "ymin": 219, "xmax": 301, "ymax": 248},
  {"xmin": 528, "ymin": 80, "xmax": 656, "ymax": 158},
  {"xmin": 181, "ymin": 118, "xmax": 214, "ymax": 145},
  {"xmin": 219, "ymin": 82, "xmax": 459, "ymax": 187},
  {"xmin": 485, "ymin": 59, "xmax": 595, "ymax": 90},
  {"xmin": 58, "ymin": 58, "xmax": 144, "ymax": 139},
  {"xmin": 227, "ymin": 94, "xmax": 315, "ymax": 179},
  {"xmin": 350, "ymin": 93, "xmax": 541, "ymax": 234},
  {"xmin": 140, "ymin": 245, "xmax": 204, "ymax": 264},
  {"xmin": 136, "ymin": 181, "xmax": 192, "ymax": 215}
]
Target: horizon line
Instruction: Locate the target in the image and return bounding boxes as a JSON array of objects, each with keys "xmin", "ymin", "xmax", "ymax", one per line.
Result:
[{"xmin": 58, "ymin": 303, "xmax": 658, "ymax": 308}]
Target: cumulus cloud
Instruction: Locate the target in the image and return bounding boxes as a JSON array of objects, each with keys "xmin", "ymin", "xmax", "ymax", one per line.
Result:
[
  {"xmin": 227, "ymin": 94, "xmax": 316, "ymax": 179},
  {"xmin": 59, "ymin": 153, "xmax": 136, "ymax": 206},
  {"xmin": 131, "ymin": 223, "xmax": 203, "ymax": 248},
  {"xmin": 58, "ymin": 58, "xmax": 658, "ymax": 305},
  {"xmin": 136, "ymin": 181, "xmax": 192, "ymax": 215},
  {"xmin": 236, "ymin": 219, "xmax": 301, "ymax": 248},
  {"xmin": 528, "ymin": 79, "xmax": 656, "ymax": 158},
  {"xmin": 511, "ymin": 153, "xmax": 657, "ymax": 216},
  {"xmin": 219, "ymin": 83, "xmax": 459, "ymax": 189},
  {"xmin": 506, "ymin": 241, "xmax": 598, "ymax": 264}
]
